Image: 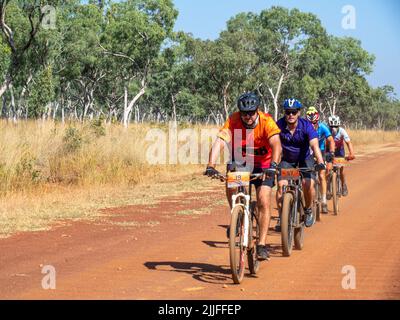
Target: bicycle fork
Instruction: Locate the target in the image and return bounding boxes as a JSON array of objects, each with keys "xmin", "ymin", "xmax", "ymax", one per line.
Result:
[{"xmin": 231, "ymin": 193, "xmax": 250, "ymax": 248}]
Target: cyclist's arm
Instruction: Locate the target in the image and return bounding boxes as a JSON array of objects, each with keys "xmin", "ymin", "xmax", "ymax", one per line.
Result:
[
  {"xmin": 268, "ymin": 134, "xmax": 282, "ymax": 164},
  {"xmin": 345, "ymin": 140, "xmax": 355, "ymax": 159},
  {"xmin": 310, "ymin": 138, "xmax": 324, "ymax": 164},
  {"xmin": 207, "ymin": 137, "xmax": 226, "ymax": 168},
  {"xmin": 326, "ymin": 135, "xmax": 335, "ymax": 153},
  {"xmin": 342, "ymin": 128, "xmax": 355, "ymax": 159}
]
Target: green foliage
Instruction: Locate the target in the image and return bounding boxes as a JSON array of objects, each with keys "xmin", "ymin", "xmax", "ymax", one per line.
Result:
[
  {"xmin": 0, "ymin": 1, "xmax": 397, "ymax": 130},
  {"xmin": 27, "ymin": 66, "xmax": 55, "ymax": 118},
  {"xmin": 62, "ymin": 127, "xmax": 83, "ymax": 154}
]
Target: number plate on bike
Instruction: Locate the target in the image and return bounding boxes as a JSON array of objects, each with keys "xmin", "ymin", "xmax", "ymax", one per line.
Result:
[
  {"xmin": 227, "ymin": 172, "xmax": 250, "ymax": 188},
  {"xmin": 333, "ymin": 158, "xmax": 348, "ymax": 166},
  {"xmin": 281, "ymin": 168, "xmax": 300, "ymax": 180}
]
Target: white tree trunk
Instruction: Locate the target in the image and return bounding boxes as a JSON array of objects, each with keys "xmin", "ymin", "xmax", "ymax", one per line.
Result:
[
  {"xmin": 123, "ymin": 85, "xmax": 146, "ymax": 128},
  {"xmin": 268, "ymin": 73, "xmax": 285, "ymax": 121}
]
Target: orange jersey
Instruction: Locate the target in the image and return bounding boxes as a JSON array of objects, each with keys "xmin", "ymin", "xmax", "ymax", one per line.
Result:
[{"xmin": 217, "ymin": 111, "xmax": 280, "ymax": 169}]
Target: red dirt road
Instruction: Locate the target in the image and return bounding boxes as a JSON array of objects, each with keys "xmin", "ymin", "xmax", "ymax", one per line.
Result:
[{"xmin": 1, "ymin": 147, "xmax": 400, "ymax": 299}]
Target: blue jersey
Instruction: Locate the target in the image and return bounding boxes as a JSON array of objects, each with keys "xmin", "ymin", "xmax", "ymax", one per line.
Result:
[
  {"xmin": 277, "ymin": 117, "xmax": 318, "ymax": 163},
  {"xmin": 316, "ymin": 122, "xmax": 332, "ymax": 152}
]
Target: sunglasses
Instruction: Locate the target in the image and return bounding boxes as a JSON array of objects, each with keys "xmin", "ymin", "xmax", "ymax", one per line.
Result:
[
  {"xmin": 240, "ymin": 110, "xmax": 257, "ymax": 117},
  {"xmin": 285, "ymin": 110, "xmax": 299, "ymax": 116}
]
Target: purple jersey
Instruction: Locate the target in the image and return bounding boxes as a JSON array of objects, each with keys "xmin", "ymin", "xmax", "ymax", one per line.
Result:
[{"xmin": 277, "ymin": 117, "xmax": 318, "ymax": 163}]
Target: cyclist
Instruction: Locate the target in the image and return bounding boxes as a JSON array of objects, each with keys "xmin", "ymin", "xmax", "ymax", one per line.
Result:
[
  {"xmin": 328, "ymin": 115, "xmax": 355, "ymax": 197},
  {"xmin": 306, "ymin": 107, "xmax": 335, "ymax": 214},
  {"xmin": 275, "ymin": 99, "xmax": 326, "ymax": 230},
  {"xmin": 204, "ymin": 92, "xmax": 282, "ymax": 261}
]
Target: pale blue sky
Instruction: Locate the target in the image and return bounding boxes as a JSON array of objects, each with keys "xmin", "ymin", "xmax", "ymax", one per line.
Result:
[{"xmin": 173, "ymin": 0, "xmax": 400, "ymax": 96}]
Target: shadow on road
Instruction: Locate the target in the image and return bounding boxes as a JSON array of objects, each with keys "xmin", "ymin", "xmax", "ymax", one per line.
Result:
[
  {"xmin": 144, "ymin": 261, "xmax": 232, "ymax": 284},
  {"xmin": 202, "ymin": 240, "xmax": 228, "ymax": 248}
]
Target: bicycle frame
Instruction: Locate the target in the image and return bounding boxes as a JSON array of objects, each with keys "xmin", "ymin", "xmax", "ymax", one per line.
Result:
[{"xmin": 282, "ymin": 176, "xmax": 306, "ymax": 228}]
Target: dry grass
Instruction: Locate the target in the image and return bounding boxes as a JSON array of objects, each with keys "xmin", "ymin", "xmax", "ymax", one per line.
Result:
[
  {"xmin": 0, "ymin": 119, "xmax": 398, "ymax": 238},
  {"xmin": 347, "ymin": 129, "xmax": 400, "ymax": 146}
]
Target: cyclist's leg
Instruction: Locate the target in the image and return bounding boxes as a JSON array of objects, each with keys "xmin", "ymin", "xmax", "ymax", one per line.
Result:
[
  {"xmin": 335, "ymin": 148, "xmax": 347, "ymax": 192},
  {"xmin": 301, "ymin": 158, "xmax": 316, "ymax": 209},
  {"xmin": 319, "ymin": 152, "xmax": 328, "ymax": 212},
  {"xmin": 252, "ymin": 176, "xmax": 274, "ymax": 246}
]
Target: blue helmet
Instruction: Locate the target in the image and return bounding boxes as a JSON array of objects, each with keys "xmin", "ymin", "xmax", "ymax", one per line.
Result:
[
  {"xmin": 283, "ymin": 98, "xmax": 303, "ymax": 109},
  {"xmin": 237, "ymin": 92, "xmax": 260, "ymax": 112}
]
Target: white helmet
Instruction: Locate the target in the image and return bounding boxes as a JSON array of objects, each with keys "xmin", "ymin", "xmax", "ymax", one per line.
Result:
[{"xmin": 328, "ymin": 115, "xmax": 341, "ymax": 127}]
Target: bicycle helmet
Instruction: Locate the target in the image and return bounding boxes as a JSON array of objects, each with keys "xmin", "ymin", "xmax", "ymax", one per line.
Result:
[
  {"xmin": 237, "ymin": 92, "xmax": 260, "ymax": 112},
  {"xmin": 328, "ymin": 115, "xmax": 341, "ymax": 127},
  {"xmin": 306, "ymin": 107, "xmax": 320, "ymax": 123},
  {"xmin": 283, "ymin": 98, "xmax": 302, "ymax": 109}
]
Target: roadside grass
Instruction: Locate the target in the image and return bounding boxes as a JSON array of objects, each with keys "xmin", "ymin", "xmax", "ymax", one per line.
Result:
[{"xmin": 0, "ymin": 119, "xmax": 398, "ymax": 238}]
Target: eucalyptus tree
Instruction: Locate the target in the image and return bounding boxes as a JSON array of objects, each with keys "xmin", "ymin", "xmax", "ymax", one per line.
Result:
[{"xmin": 100, "ymin": 0, "xmax": 178, "ymax": 127}]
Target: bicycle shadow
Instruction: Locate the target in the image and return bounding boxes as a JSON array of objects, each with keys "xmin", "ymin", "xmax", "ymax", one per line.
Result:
[{"xmin": 144, "ymin": 261, "xmax": 232, "ymax": 284}]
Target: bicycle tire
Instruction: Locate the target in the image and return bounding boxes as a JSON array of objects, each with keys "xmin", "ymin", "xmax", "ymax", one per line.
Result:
[
  {"xmin": 314, "ymin": 180, "xmax": 321, "ymax": 222},
  {"xmin": 281, "ymin": 192, "xmax": 295, "ymax": 257},
  {"xmin": 332, "ymin": 171, "xmax": 339, "ymax": 215},
  {"xmin": 229, "ymin": 205, "xmax": 246, "ymax": 284},
  {"xmin": 247, "ymin": 201, "xmax": 260, "ymax": 275},
  {"xmin": 294, "ymin": 224, "xmax": 305, "ymax": 250}
]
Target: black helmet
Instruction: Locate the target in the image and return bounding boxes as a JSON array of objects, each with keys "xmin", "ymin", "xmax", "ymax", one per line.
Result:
[{"xmin": 237, "ymin": 92, "xmax": 260, "ymax": 112}]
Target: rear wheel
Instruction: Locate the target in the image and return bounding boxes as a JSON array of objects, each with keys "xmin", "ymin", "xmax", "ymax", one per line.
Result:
[
  {"xmin": 281, "ymin": 192, "xmax": 295, "ymax": 257},
  {"xmin": 315, "ymin": 181, "xmax": 321, "ymax": 222},
  {"xmin": 229, "ymin": 205, "xmax": 246, "ymax": 284},
  {"xmin": 247, "ymin": 201, "xmax": 260, "ymax": 275},
  {"xmin": 332, "ymin": 171, "xmax": 339, "ymax": 215}
]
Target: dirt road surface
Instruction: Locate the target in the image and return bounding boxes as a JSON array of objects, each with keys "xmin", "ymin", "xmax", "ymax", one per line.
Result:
[{"xmin": 1, "ymin": 147, "xmax": 400, "ymax": 300}]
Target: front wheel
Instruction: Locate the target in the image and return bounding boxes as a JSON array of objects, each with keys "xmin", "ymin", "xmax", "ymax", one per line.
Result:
[
  {"xmin": 281, "ymin": 192, "xmax": 295, "ymax": 257},
  {"xmin": 229, "ymin": 205, "xmax": 246, "ymax": 284}
]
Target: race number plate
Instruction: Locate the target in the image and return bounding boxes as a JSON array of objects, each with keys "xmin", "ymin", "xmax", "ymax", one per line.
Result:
[
  {"xmin": 280, "ymin": 168, "xmax": 301, "ymax": 180},
  {"xmin": 333, "ymin": 157, "xmax": 348, "ymax": 166},
  {"xmin": 227, "ymin": 172, "xmax": 250, "ymax": 188}
]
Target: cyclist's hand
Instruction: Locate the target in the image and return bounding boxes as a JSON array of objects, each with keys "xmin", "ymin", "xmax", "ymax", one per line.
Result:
[
  {"xmin": 263, "ymin": 161, "xmax": 278, "ymax": 179},
  {"xmin": 204, "ymin": 166, "xmax": 220, "ymax": 178},
  {"xmin": 346, "ymin": 154, "xmax": 355, "ymax": 161},
  {"xmin": 315, "ymin": 163, "xmax": 326, "ymax": 172},
  {"xmin": 326, "ymin": 152, "xmax": 335, "ymax": 163}
]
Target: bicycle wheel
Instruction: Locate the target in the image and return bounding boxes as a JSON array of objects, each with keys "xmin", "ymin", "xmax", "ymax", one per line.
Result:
[
  {"xmin": 229, "ymin": 205, "xmax": 246, "ymax": 284},
  {"xmin": 281, "ymin": 192, "xmax": 295, "ymax": 257},
  {"xmin": 247, "ymin": 201, "xmax": 260, "ymax": 275},
  {"xmin": 294, "ymin": 224, "xmax": 304, "ymax": 250},
  {"xmin": 314, "ymin": 181, "xmax": 321, "ymax": 222},
  {"xmin": 332, "ymin": 171, "xmax": 339, "ymax": 215}
]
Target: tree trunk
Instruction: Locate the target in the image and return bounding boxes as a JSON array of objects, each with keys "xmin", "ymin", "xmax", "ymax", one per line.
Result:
[
  {"xmin": 268, "ymin": 73, "xmax": 285, "ymax": 121},
  {"xmin": 123, "ymin": 84, "xmax": 146, "ymax": 128},
  {"xmin": 171, "ymin": 93, "xmax": 177, "ymax": 124},
  {"xmin": 222, "ymin": 82, "xmax": 231, "ymax": 120}
]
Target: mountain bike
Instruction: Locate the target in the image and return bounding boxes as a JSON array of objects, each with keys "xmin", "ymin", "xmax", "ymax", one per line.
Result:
[
  {"xmin": 314, "ymin": 174, "xmax": 321, "ymax": 222},
  {"xmin": 207, "ymin": 171, "xmax": 264, "ymax": 284},
  {"xmin": 279, "ymin": 168, "xmax": 315, "ymax": 257},
  {"xmin": 327, "ymin": 157, "xmax": 348, "ymax": 215}
]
